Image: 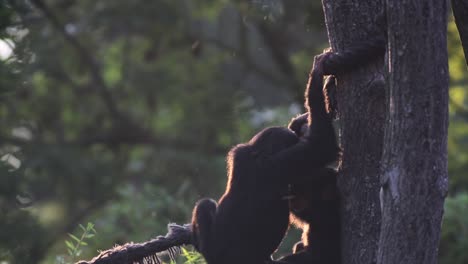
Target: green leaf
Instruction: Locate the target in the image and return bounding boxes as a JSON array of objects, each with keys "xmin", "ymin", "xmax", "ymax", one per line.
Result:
[
  {"xmin": 68, "ymin": 233, "xmax": 81, "ymax": 243},
  {"xmin": 65, "ymin": 240, "xmax": 74, "ymax": 250}
]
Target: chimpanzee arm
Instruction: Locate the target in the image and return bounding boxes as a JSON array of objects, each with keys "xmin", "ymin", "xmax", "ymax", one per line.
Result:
[
  {"xmin": 191, "ymin": 198, "xmax": 217, "ymax": 260},
  {"xmin": 271, "ymin": 136, "xmax": 338, "ymax": 184},
  {"xmin": 272, "ymin": 52, "xmax": 338, "ymax": 182}
]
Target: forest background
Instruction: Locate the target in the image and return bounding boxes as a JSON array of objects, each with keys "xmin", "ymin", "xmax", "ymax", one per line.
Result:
[{"xmin": 0, "ymin": 1, "xmax": 467, "ymax": 264}]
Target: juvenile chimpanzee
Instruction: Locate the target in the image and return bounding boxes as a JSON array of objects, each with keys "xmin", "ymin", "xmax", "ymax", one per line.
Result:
[
  {"xmin": 278, "ymin": 38, "xmax": 386, "ymax": 264},
  {"xmin": 191, "ymin": 52, "xmax": 339, "ymax": 264},
  {"xmin": 277, "ymin": 78, "xmax": 341, "ymax": 264}
]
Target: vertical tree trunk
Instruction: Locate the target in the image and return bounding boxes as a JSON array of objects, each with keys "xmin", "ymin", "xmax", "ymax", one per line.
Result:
[
  {"xmin": 377, "ymin": 1, "xmax": 449, "ymax": 264},
  {"xmin": 321, "ymin": 1, "xmax": 386, "ymax": 264}
]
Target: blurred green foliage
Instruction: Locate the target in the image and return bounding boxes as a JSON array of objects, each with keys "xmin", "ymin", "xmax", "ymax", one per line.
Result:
[
  {"xmin": 0, "ymin": 0, "xmax": 323, "ymax": 263},
  {"xmin": 0, "ymin": 1, "xmax": 467, "ymax": 264},
  {"xmin": 439, "ymin": 14, "xmax": 468, "ymax": 264},
  {"xmin": 439, "ymin": 193, "xmax": 468, "ymax": 264}
]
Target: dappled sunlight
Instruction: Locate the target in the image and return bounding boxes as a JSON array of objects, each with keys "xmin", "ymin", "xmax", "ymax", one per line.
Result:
[
  {"xmin": 1, "ymin": 154, "xmax": 21, "ymax": 169},
  {"xmin": 0, "ymin": 1, "xmax": 467, "ymax": 264},
  {"xmin": 0, "ymin": 39, "xmax": 13, "ymax": 60},
  {"xmin": 28, "ymin": 201, "xmax": 66, "ymax": 227}
]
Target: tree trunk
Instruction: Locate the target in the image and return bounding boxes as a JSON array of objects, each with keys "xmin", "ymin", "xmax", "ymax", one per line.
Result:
[
  {"xmin": 452, "ymin": 0, "xmax": 468, "ymax": 67},
  {"xmin": 377, "ymin": 1, "xmax": 449, "ymax": 264},
  {"xmin": 321, "ymin": 1, "xmax": 386, "ymax": 264}
]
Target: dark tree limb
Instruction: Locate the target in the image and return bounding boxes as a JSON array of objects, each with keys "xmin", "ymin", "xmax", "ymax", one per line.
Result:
[
  {"xmin": 29, "ymin": 0, "xmax": 121, "ymax": 119},
  {"xmin": 12, "ymin": 1, "xmax": 163, "ymax": 150},
  {"xmin": 76, "ymin": 224, "xmax": 192, "ymax": 264},
  {"xmin": 202, "ymin": 36, "xmax": 290, "ymax": 88},
  {"xmin": 256, "ymin": 22, "xmax": 303, "ymax": 97},
  {"xmin": 452, "ymin": 0, "xmax": 468, "ymax": 67}
]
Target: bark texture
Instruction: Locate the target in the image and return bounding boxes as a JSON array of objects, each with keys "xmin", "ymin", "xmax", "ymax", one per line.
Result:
[
  {"xmin": 452, "ymin": 0, "xmax": 468, "ymax": 67},
  {"xmin": 321, "ymin": 1, "xmax": 386, "ymax": 264},
  {"xmin": 377, "ymin": 1, "xmax": 449, "ymax": 264}
]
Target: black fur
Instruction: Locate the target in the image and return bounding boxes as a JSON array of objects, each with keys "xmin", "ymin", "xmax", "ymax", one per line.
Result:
[
  {"xmin": 191, "ymin": 52, "xmax": 338, "ymax": 264},
  {"xmin": 280, "ymin": 167, "xmax": 341, "ymax": 264},
  {"xmin": 273, "ymin": 53, "xmax": 341, "ymax": 264},
  {"xmin": 191, "ymin": 198, "xmax": 217, "ymax": 259},
  {"xmin": 277, "ymin": 39, "xmax": 386, "ymax": 264}
]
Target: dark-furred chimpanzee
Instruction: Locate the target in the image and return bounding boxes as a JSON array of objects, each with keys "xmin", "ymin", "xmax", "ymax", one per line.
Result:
[
  {"xmin": 191, "ymin": 52, "xmax": 339, "ymax": 264},
  {"xmin": 277, "ymin": 77, "xmax": 341, "ymax": 264},
  {"xmin": 278, "ymin": 37, "xmax": 386, "ymax": 264}
]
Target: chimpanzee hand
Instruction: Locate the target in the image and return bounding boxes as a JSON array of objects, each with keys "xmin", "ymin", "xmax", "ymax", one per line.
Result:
[{"xmin": 288, "ymin": 113, "xmax": 308, "ymax": 138}]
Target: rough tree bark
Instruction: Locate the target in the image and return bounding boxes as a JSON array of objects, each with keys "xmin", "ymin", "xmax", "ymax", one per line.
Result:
[
  {"xmin": 377, "ymin": 1, "xmax": 449, "ymax": 264},
  {"xmin": 452, "ymin": 0, "xmax": 468, "ymax": 67},
  {"xmin": 321, "ymin": 1, "xmax": 386, "ymax": 264}
]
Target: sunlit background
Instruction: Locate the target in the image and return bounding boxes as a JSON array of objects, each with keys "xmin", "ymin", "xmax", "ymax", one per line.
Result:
[{"xmin": 0, "ymin": 1, "xmax": 467, "ymax": 264}]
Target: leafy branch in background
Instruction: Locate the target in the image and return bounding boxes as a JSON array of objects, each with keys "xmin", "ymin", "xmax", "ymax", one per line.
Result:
[
  {"xmin": 180, "ymin": 248, "xmax": 205, "ymax": 264},
  {"xmin": 56, "ymin": 223, "xmax": 97, "ymax": 264}
]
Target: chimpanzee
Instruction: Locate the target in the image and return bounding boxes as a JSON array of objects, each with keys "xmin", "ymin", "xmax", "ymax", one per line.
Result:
[
  {"xmin": 278, "ymin": 37, "xmax": 386, "ymax": 264},
  {"xmin": 277, "ymin": 78, "xmax": 341, "ymax": 264},
  {"xmin": 191, "ymin": 52, "xmax": 339, "ymax": 264}
]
